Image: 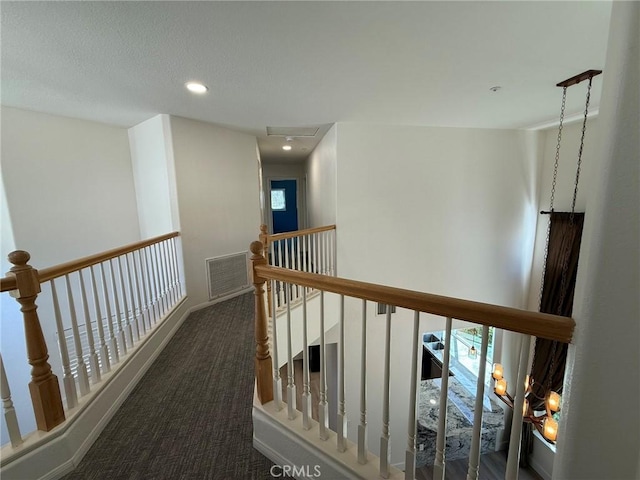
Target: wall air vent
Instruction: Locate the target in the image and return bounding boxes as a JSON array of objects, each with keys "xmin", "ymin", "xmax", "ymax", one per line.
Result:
[
  {"xmin": 266, "ymin": 126, "xmax": 320, "ymax": 137},
  {"xmin": 206, "ymin": 252, "xmax": 250, "ymax": 301}
]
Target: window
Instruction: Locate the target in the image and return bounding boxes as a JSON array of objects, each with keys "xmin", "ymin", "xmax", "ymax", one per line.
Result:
[{"xmin": 271, "ymin": 189, "xmax": 286, "ymax": 211}]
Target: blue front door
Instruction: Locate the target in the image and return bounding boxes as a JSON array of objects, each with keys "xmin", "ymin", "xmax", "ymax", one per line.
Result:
[{"xmin": 271, "ymin": 179, "xmax": 298, "ymax": 234}]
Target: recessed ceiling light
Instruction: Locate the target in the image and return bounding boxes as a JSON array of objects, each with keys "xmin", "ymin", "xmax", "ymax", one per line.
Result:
[
  {"xmin": 282, "ymin": 145, "xmax": 292, "ymax": 151},
  {"xmin": 186, "ymin": 82, "xmax": 208, "ymax": 94}
]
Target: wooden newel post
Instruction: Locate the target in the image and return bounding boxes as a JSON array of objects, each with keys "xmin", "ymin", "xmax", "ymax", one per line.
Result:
[
  {"xmin": 7, "ymin": 251, "xmax": 65, "ymax": 431},
  {"xmin": 259, "ymin": 224, "xmax": 273, "ymax": 316},
  {"xmin": 250, "ymin": 241, "xmax": 274, "ymax": 404}
]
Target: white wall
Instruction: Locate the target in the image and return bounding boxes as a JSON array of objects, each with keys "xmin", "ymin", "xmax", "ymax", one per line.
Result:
[
  {"xmin": 0, "ymin": 106, "xmax": 140, "ymax": 442},
  {"xmin": 168, "ymin": 116, "xmax": 261, "ymax": 308},
  {"xmin": 306, "ymin": 125, "xmax": 337, "ymax": 228},
  {"xmin": 128, "ymin": 114, "xmax": 178, "ymax": 238},
  {"xmin": 1, "ymin": 107, "xmax": 140, "ymax": 264},
  {"xmin": 555, "ymin": 2, "xmax": 639, "ymax": 478},
  {"xmin": 334, "ymin": 123, "xmax": 540, "ymax": 465},
  {"xmin": 525, "ymin": 119, "xmax": 599, "ymax": 312}
]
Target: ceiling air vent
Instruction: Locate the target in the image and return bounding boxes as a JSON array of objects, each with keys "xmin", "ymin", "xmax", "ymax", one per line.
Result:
[
  {"xmin": 206, "ymin": 252, "xmax": 250, "ymax": 301},
  {"xmin": 266, "ymin": 126, "xmax": 320, "ymax": 137}
]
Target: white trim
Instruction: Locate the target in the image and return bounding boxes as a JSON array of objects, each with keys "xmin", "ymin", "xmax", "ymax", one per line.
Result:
[
  {"xmin": 528, "ymin": 429, "xmax": 554, "ymax": 480},
  {"xmin": 253, "ymin": 394, "xmax": 406, "ymax": 480},
  {"xmin": 1, "ymin": 296, "xmax": 190, "ymax": 480},
  {"xmin": 187, "ymin": 286, "xmax": 254, "ymax": 314}
]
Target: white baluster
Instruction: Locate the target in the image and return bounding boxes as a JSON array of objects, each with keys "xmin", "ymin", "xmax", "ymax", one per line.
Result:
[
  {"xmin": 50, "ymin": 279, "xmax": 78, "ymax": 408},
  {"xmin": 271, "ymin": 279, "xmax": 282, "ymax": 410},
  {"xmin": 332, "ymin": 229, "xmax": 337, "ymax": 276},
  {"xmin": 65, "ymin": 274, "xmax": 90, "ymax": 396},
  {"xmin": 100, "ymin": 262, "xmax": 119, "ymax": 363},
  {"xmin": 158, "ymin": 241, "xmax": 169, "ymax": 307},
  {"xmin": 139, "ymin": 248, "xmax": 153, "ymax": 328},
  {"xmin": 108, "ymin": 259, "xmax": 127, "ymax": 355},
  {"xmin": 0, "ymin": 354, "xmax": 23, "ymax": 447},
  {"xmin": 124, "ymin": 254, "xmax": 140, "ymax": 342},
  {"xmin": 144, "ymin": 246, "xmax": 160, "ymax": 323},
  {"xmin": 337, "ymin": 295, "xmax": 347, "ymax": 452},
  {"xmin": 380, "ymin": 306, "xmax": 392, "ymax": 478},
  {"xmin": 318, "ymin": 291, "xmax": 329, "ymax": 440},
  {"xmin": 358, "ymin": 299, "xmax": 368, "ymax": 464},
  {"xmin": 285, "ymin": 285, "xmax": 296, "ymax": 420},
  {"xmin": 336, "ymin": 295, "xmax": 347, "ymax": 452},
  {"xmin": 319, "ymin": 231, "xmax": 325, "ymax": 275},
  {"xmin": 301, "ymin": 288, "xmax": 312, "ymax": 430},
  {"xmin": 313, "ymin": 233, "xmax": 319, "ymax": 274},
  {"xmin": 505, "ymin": 334, "xmax": 532, "ymax": 479},
  {"xmin": 295, "ymin": 236, "xmax": 301, "ymax": 299},
  {"xmin": 466, "ymin": 326, "xmax": 490, "ymax": 480},
  {"xmin": 78, "ymin": 270, "xmax": 100, "ymax": 384},
  {"xmin": 149, "ymin": 244, "xmax": 166, "ymax": 319},
  {"xmin": 325, "ymin": 231, "xmax": 330, "ymax": 275},
  {"xmin": 278, "ymin": 240, "xmax": 285, "ymax": 306},
  {"xmin": 89, "ymin": 265, "xmax": 110, "ymax": 373},
  {"xmin": 165, "ymin": 242, "xmax": 180, "ymax": 305},
  {"xmin": 284, "ymin": 239, "xmax": 291, "ymax": 304},
  {"xmin": 158, "ymin": 242, "xmax": 170, "ymax": 311},
  {"xmin": 131, "ymin": 252, "xmax": 146, "ymax": 338},
  {"xmin": 163, "ymin": 240, "xmax": 176, "ymax": 306},
  {"xmin": 434, "ymin": 317, "xmax": 453, "ymax": 480},
  {"xmin": 405, "ymin": 311, "xmax": 421, "ymax": 480},
  {"xmin": 302, "ymin": 234, "xmax": 308, "ymax": 275},
  {"xmin": 117, "ymin": 256, "xmax": 134, "ymax": 348},
  {"xmin": 170, "ymin": 237, "xmax": 183, "ymax": 299}
]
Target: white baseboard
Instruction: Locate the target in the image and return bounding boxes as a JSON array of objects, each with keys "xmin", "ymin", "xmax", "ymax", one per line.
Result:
[
  {"xmin": 253, "ymin": 397, "xmax": 405, "ymax": 480},
  {"xmin": 1, "ymin": 296, "xmax": 191, "ymax": 480},
  {"xmin": 188, "ymin": 286, "xmax": 254, "ymax": 314}
]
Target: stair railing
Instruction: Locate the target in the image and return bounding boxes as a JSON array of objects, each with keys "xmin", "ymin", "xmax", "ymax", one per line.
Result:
[
  {"xmin": 249, "ymin": 237, "xmax": 574, "ymax": 480},
  {"xmin": 0, "ymin": 232, "xmax": 183, "ymax": 452},
  {"xmin": 259, "ymin": 224, "xmax": 336, "ymax": 314}
]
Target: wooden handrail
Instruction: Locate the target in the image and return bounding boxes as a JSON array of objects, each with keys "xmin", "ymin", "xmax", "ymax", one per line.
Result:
[
  {"xmin": 267, "ymin": 224, "xmax": 336, "ymax": 242},
  {"xmin": 254, "ymin": 264, "xmax": 575, "ymax": 343},
  {"xmin": 0, "ymin": 232, "xmax": 180, "ymax": 292},
  {"xmin": 1, "ymin": 276, "xmax": 17, "ymax": 293}
]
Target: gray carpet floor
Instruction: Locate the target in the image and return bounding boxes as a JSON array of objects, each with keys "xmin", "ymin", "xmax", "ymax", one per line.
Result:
[{"xmin": 63, "ymin": 293, "xmax": 284, "ymax": 480}]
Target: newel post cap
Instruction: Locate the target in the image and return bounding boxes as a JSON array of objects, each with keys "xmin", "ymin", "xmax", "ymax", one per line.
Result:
[
  {"xmin": 7, "ymin": 250, "xmax": 41, "ymax": 298},
  {"xmin": 250, "ymin": 241, "xmax": 265, "ymax": 258}
]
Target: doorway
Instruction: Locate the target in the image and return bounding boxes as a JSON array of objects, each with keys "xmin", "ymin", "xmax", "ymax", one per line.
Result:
[{"xmin": 270, "ymin": 179, "xmax": 299, "ymax": 234}]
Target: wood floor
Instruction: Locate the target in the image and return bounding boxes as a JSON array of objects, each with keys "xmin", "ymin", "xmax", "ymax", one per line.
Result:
[
  {"xmin": 280, "ymin": 359, "xmax": 320, "ymax": 420},
  {"xmin": 415, "ymin": 451, "xmax": 543, "ymax": 480},
  {"xmin": 281, "ymin": 361, "xmax": 543, "ymax": 480}
]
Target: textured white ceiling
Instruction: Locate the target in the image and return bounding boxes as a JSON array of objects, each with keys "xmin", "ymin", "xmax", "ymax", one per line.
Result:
[{"xmin": 1, "ymin": 1, "xmax": 612, "ymax": 162}]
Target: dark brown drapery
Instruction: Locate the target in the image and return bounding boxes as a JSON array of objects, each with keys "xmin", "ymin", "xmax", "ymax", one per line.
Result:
[
  {"xmin": 521, "ymin": 212, "xmax": 584, "ymax": 465},
  {"xmin": 529, "ymin": 212, "xmax": 584, "ymax": 409}
]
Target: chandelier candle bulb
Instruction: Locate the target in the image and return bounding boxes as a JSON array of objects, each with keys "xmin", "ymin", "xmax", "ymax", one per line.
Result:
[
  {"xmin": 495, "ymin": 378, "xmax": 507, "ymax": 396},
  {"xmin": 547, "ymin": 391, "xmax": 561, "ymax": 412},
  {"xmin": 492, "ymin": 363, "xmax": 504, "ymax": 380},
  {"xmin": 523, "ymin": 399, "xmax": 529, "ymax": 416},
  {"xmin": 543, "ymin": 416, "xmax": 558, "ymax": 442}
]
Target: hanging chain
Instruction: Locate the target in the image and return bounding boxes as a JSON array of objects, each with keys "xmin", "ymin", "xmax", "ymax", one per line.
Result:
[
  {"xmin": 570, "ymin": 76, "xmax": 594, "ymax": 221},
  {"xmin": 558, "ymin": 76, "xmax": 594, "ymax": 315},
  {"xmin": 538, "ymin": 87, "xmax": 568, "ymax": 310}
]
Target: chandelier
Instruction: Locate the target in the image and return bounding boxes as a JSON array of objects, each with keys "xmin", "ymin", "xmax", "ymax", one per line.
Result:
[{"xmin": 491, "ymin": 363, "xmax": 560, "ymax": 442}]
